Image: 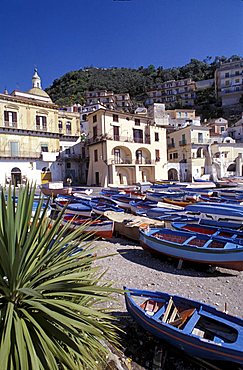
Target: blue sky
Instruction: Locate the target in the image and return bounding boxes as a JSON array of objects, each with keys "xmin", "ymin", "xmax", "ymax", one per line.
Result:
[{"xmin": 0, "ymin": 0, "xmax": 242, "ymax": 92}]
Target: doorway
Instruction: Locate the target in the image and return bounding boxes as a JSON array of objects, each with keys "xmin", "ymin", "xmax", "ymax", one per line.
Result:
[{"xmin": 11, "ymin": 167, "xmax": 21, "ymax": 186}]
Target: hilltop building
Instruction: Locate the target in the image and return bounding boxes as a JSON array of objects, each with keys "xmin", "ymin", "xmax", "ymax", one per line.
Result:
[
  {"xmin": 215, "ymin": 58, "xmax": 243, "ymax": 106},
  {"xmin": 146, "ymin": 78, "xmax": 196, "ymax": 108},
  {"xmin": 0, "ymin": 69, "xmax": 81, "ymax": 186},
  {"xmin": 85, "ymin": 90, "xmax": 132, "ymax": 112},
  {"xmin": 227, "ymin": 113, "xmax": 243, "ymax": 142}
]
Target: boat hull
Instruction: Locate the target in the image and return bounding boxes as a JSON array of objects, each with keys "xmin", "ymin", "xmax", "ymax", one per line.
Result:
[
  {"xmin": 140, "ymin": 229, "xmax": 243, "ymax": 271},
  {"xmin": 125, "ymin": 288, "xmax": 243, "ymax": 364}
]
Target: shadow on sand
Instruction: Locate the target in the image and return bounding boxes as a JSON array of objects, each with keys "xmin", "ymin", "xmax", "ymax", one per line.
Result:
[{"xmin": 117, "ymin": 247, "xmax": 238, "ymax": 278}]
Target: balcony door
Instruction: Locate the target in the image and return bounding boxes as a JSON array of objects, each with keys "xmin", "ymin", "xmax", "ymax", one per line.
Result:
[
  {"xmin": 136, "ymin": 150, "xmax": 142, "ymax": 164},
  {"xmin": 114, "ymin": 149, "xmax": 121, "ymax": 164},
  {"xmin": 133, "ymin": 129, "xmax": 143, "ymax": 143},
  {"xmin": 113, "ymin": 126, "xmax": 120, "ymax": 141}
]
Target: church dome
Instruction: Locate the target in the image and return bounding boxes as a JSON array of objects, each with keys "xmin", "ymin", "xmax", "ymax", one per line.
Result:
[
  {"xmin": 27, "ymin": 68, "xmax": 52, "ymax": 102},
  {"xmin": 27, "ymin": 87, "xmax": 51, "ymax": 98}
]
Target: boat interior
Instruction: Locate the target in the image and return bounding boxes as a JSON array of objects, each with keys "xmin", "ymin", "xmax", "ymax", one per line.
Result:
[
  {"xmin": 153, "ymin": 230, "xmax": 227, "ymax": 249},
  {"xmin": 139, "ymin": 296, "xmax": 238, "ymax": 345}
]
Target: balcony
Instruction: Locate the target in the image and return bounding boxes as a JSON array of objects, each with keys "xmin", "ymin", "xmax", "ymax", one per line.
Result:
[
  {"xmin": 59, "ymin": 153, "xmax": 82, "ymax": 161},
  {"xmin": 108, "ymin": 158, "xmax": 155, "ymax": 165},
  {"xmin": 0, "ymin": 150, "xmax": 41, "ymax": 159},
  {"xmin": 167, "ymin": 143, "xmax": 175, "ymax": 148},
  {"xmin": 179, "ymin": 140, "xmax": 187, "ymax": 146},
  {"xmin": 36, "ymin": 124, "xmax": 47, "ymax": 132},
  {"xmin": 87, "ymin": 135, "xmax": 151, "ymax": 145},
  {"xmin": 4, "ymin": 121, "xmax": 17, "ymax": 128}
]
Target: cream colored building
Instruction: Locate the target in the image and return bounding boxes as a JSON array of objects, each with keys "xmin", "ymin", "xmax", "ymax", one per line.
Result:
[
  {"xmin": 167, "ymin": 123, "xmax": 243, "ymax": 181},
  {"xmin": 146, "ymin": 78, "xmax": 196, "ymax": 107},
  {"xmin": 215, "ymin": 59, "xmax": 243, "ymax": 106},
  {"xmin": 85, "ymin": 90, "xmax": 132, "ymax": 111},
  {"xmin": 86, "ymin": 109, "xmax": 167, "ymax": 186},
  {"xmin": 0, "ymin": 70, "xmax": 81, "ymax": 185},
  {"xmin": 167, "ymin": 125, "xmax": 211, "ymax": 181}
]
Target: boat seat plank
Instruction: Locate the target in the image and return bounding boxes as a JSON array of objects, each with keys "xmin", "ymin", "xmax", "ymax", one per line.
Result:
[{"xmin": 170, "ymin": 308, "xmax": 196, "ymax": 329}]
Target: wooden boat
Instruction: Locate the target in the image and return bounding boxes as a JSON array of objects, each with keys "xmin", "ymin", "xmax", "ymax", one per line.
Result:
[
  {"xmin": 185, "ymin": 202, "xmax": 243, "ymax": 224},
  {"xmin": 172, "ymin": 222, "xmax": 243, "ymax": 243},
  {"xmin": 104, "ymin": 211, "xmax": 164, "ymax": 241},
  {"xmin": 111, "ymin": 194, "xmax": 145, "ymax": 210},
  {"xmin": 62, "ymin": 214, "xmax": 113, "ymax": 239},
  {"xmin": 124, "ymin": 287, "xmax": 243, "ymax": 364},
  {"xmin": 56, "ymin": 202, "xmax": 92, "ymax": 217},
  {"xmin": 139, "ymin": 227, "xmax": 243, "ymax": 271},
  {"xmin": 163, "ymin": 196, "xmax": 198, "ymax": 208},
  {"xmin": 40, "ymin": 183, "xmax": 72, "ymax": 197},
  {"xmin": 90, "ymin": 196, "xmax": 124, "ymax": 215}
]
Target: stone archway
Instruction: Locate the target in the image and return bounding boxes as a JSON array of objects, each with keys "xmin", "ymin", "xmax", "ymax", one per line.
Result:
[
  {"xmin": 168, "ymin": 168, "xmax": 178, "ymax": 181},
  {"xmin": 11, "ymin": 167, "xmax": 21, "ymax": 186}
]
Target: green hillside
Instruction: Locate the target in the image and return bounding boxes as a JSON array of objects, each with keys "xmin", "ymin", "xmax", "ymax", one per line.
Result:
[{"xmin": 46, "ymin": 56, "xmax": 241, "ymax": 116}]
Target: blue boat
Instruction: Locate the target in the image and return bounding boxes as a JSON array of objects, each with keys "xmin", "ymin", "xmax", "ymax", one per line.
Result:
[
  {"xmin": 90, "ymin": 197, "xmax": 124, "ymax": 215},
  {"xmin": 139, "ymin": 227, "xmax": 243, "ymax": 271},
  {"xmin": 124, "ymin": 287, "xmax": 243, "ymax": 364},
  {"xmin": 185, "ymin": 202, "xmax": 243, "ymax": 224},
  {"xmin": 172, "ymin": 222, "xmax": 243, "ymax": 244}
]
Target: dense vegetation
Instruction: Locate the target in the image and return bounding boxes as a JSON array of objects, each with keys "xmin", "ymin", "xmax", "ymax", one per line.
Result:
[{"xmin": 46, "ymin": 55, "xmax": 242, "ymax": 111}]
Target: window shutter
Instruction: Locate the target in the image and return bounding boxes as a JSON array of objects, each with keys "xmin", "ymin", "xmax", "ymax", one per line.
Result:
[
  {"xmin": 12, "ymin": 112, "xmax": 17, "ymax": 122},
  {"xmin": 4, "ymin": 111, "xmax": 9, "ymax": 122}
]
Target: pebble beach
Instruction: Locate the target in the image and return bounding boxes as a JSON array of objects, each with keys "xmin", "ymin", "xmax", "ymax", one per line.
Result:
[{"xmin": 93, "ymin": 236, "xmax": 243, "ymax": 370}]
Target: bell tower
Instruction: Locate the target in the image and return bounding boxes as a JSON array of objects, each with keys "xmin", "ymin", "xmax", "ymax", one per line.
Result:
[{"xmin": 32, "ymin": 68, "xmax": 42, "ymax": 89}]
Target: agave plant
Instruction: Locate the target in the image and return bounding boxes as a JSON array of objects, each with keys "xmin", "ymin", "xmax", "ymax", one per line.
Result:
[{"xmin": 0, "ymin": 183, "xmax": 119, "ymax": 370}]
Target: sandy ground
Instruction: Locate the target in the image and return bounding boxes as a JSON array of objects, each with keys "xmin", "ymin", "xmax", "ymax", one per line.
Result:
[{"xmin": 94, "ymin": 237, "xmax": 243, "ymax": 318}]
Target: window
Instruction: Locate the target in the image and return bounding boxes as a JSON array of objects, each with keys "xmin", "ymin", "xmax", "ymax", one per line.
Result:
[
  {"xmin": 225, "ymin": 80, "xmax": 230, "ymax": 86},
  {"xmin": 135, "ymin": 118, "xmax": 140, "ymax": 126},
  {"xmin": 155, "ymin": 149, "xmax": 160, "ymax": 161},
  {"xmin": 235, "ymin": 71, "xmax": 240, "ymax": 76},
  {"xmin": 113, "ymin": 126, "xmax": 120, "ymax": 141},
  {"xmin": 93, "ymin": 126, "xmax": 97, "ymax": 138},
  {"xmin": 220, "ymin": 126, "xmax": 225, "ymax": 132},
  {"xmin": 173, "ymin": 153, "xmax": 178, "ymax": 159},
  {"xmin": 155, "ymin": 132, "xmax": 159, "ymax": 141},
  {"xmin": 10, "ymin": 142, "xmax": 19, "ymax": 156},
  {"xmin": 66, "ymin": 162, "xmax": 71, "ymax": 169},
  {"xmin": 198, "ymin": 132, "xmax": 203, "ymax": 143},
  {"xmin": 66, "ymin": 121, "xmax": 71, "ymax": 134},
  {"xmin": 93, "ymin": 115, "xmax": 97, "ymax": 123},
  {"xmin": 181, "ymin": 134, "xmax": 186, "ymax": 145},
  {"xmin": 65, "ymin": 148, "xmax": 71, "ymax": 154},
  {"xmin": 136, "ymin": 150, "xmax": 142, "ymax": 164},
  {"xmin": 114, "ymin": 149, "xmax": 121, "ymax": 164},
  {"xmin": 4, "ymin": 111, "xmax": 17, "ymax": 127},
  {"xmin": 58, "ymin": 120, "xmax": 63, "ymax": 131},
  {"xmin": 235, "ymin": 79, "xmax": 240, "ymax": 84},
  {"xmin": 169, "ymin": 153, "xmax": 173, "ymax": 159},
  {"xmin": 113, "ymin": 114, "xmax": 119, "ymax": 122},
  {"xmin": 225, "ymin": 72, "xmax": 229, "ymax": 78},
  {"xmin": 36, "ymin": 115, "xmax": 47, "ymax": 130},
  {"xmin": 41, "ymin": 144, "xmax": 48, "ymax": 152},
  {"xmin": 94, "ymin": 149, "xmax": 98, "ymax": 162},
  {"xmin": 133, "ymin": 129, "xmax": 143, "ymax": 143}
]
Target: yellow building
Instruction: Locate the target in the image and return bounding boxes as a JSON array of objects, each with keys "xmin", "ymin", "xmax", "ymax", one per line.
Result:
[
  {"xmin": 86, "ymin": 109, "xmax": 167, "ymax": 186},
  {"xmin": 0, "ymin": 69, "xmax": 81, "ymax": 185}
]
